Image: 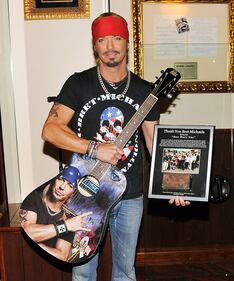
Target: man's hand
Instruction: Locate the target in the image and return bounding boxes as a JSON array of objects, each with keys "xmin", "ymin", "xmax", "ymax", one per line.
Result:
[
  {"xmin": 66, "ymin": 211, "xmax": 93, "ymax": 232},
  {"xmin": 96, "ymin": 143, "xmax": 123, "ymax": 165},
  {"xmin": 168, "ymin": 196, "xmax": 190, "ymax": 207}
]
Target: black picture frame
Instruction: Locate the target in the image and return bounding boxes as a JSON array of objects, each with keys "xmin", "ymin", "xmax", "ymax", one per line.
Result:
[{"xmin": 148, "ymin": 125, "xmax": 214, "ymax": 202}]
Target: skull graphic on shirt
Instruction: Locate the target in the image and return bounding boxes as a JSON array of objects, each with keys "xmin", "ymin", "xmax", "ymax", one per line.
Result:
[{"xmin": 94, "ymin": 107, "xmax": 124, "ymax": 142}]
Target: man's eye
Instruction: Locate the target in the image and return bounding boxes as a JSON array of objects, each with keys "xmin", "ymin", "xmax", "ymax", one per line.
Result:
[
  {"xmin": 97, "ymin": 38, "xmax": 105, "ymax": 43},
  {"xmin": 114, "ymin": 36, "xmax": 122, "ymax": 41}
]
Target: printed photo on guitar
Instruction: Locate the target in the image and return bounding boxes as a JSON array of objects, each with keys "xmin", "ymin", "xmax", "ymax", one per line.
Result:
[{"xmin": 19, "ymin": 165, "xmax": 93, "ymax": 262}]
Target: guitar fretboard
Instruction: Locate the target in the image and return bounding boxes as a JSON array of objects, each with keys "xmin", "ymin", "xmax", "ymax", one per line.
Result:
[{"xmin": 90, "ymin": 93, "xmax": 158, "ymax": 180}]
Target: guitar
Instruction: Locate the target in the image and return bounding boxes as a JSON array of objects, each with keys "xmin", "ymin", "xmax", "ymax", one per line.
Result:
[{"xmin": 20, "ymin": 68, "xmax": 180, "ymax": 264}]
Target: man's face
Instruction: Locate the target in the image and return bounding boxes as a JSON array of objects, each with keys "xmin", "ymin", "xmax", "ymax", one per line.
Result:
[
  {"xmin": 52, "ymin": 177, "xmax": 75, "ymax": 202},
  {"xmin": 94, "ymin": 35, "xmax": 128, "ymax": 67}
]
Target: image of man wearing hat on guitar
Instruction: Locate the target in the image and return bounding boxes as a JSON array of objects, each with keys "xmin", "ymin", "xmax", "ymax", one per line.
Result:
[{"xmin": 19, "ymin": 165, "xmax": 92, "ymax": 261}]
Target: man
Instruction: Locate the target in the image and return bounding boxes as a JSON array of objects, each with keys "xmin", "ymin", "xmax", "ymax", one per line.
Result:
[
  {"xmin": 41, "ymin": 12, "xmax": 190, "ymax": 281},
  {"xmin": 20, "ymin": 165, "xmax": 92, "ymax": 262}
]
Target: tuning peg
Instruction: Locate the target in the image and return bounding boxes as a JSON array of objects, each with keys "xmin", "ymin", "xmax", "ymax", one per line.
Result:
[
  {"xmin": 172, "ymin": 87, "xmax": 178, "ymax": 93},
  {"xmin": 166, "ymin": 93, "xmax": 173, "ymax": 99},
  {"xmin": 160, "ymin": 70, "xmax": 164, "ymax": 74},
  {"xmin": 155, "ymin": 76, "xmax": 158, "ymax": 79}
]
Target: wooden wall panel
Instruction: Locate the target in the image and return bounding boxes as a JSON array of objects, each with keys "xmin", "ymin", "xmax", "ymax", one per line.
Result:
[{"xmin": 0, "ymin": 229, "xmax": 25, "ymax": 281}]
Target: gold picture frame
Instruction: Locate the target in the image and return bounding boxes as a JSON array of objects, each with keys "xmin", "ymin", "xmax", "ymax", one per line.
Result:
[
  {"xmin": 24, "ymin": 0, "xmax": 90, "ymax": 20},
  {"xmin": 131, "ymin": 0, "xmax": 234, "ymax": 93}
]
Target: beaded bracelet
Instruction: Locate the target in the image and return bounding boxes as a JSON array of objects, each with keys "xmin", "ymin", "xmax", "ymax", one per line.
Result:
[
  {"xmin": 86, "ymin": 140, "xmax": 100, "ymax": 159},
  {"xmin": 53, "ymin": 220, "xmax": 68, "ymax": 236}
]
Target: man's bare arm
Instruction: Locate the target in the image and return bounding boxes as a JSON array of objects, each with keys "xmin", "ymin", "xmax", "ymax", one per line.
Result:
[
  {"xmin": 19, "ymin": 209, "xmax": 58, "ymax": 242},
  {"xmin": 42, "ymin": 103, "xmax": 89, "ymax": 154},
  {"xmin": 42, "ymin": 103, "xmax": 123, "ymax": 165},
  {"xmin": 142, "ymin": 119, "xmax": 159, "ymax": 155},
  {"xmin": 39, "ymin": 238, "xmax": 72, "ymax": 261},
  {"xmin": 19, "ymin": 209, "xmax": 92, "ymax": 243}
]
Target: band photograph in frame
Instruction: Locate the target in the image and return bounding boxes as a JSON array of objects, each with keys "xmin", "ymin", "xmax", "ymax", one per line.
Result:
[
  {"xmin": 148, "ymin": 125, "xmax": 214, "ymax": 202},
  {"xmin": 131, "ymin": 0, "xmax": 234, "ymax": 93},
  {"xmin": 24, "ymin": 0, "xmax": 90, "ymax": 20}
]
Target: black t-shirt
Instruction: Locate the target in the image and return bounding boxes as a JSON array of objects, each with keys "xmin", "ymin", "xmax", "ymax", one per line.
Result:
[
  {"xmin": 56, "ymin": 66, "xmax": 160, "ymax": 199},
  {"xmin": 21, "ymin": 181, "xmax": 74, "ymax": 248}
]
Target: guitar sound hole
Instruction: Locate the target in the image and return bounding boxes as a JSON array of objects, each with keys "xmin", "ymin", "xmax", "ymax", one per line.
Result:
[{"xmin": 78, "ymin": 175, "xmax": 100, "ymax": 197}]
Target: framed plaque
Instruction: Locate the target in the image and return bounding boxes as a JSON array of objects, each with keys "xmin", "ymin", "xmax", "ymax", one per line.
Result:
[
  {"xmin": 132, "ymin": 0, "xmax": 234, "ymax": 93},
  {"xmin": 148, "ymin": 125, "xmax": 214, "ymax": 202}
]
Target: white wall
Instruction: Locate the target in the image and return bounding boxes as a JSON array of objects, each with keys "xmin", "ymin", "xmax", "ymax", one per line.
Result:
[
  {"xmin": 160, "ymin": 93, "xmax": 233, "ymax": 128},
  {"xmin": 3, "ymin": 0, "xmax": 234, "ymax": 203},
  {"xmin": 0, "ymin": 0, "xmax": 21, "ymax": 203}
]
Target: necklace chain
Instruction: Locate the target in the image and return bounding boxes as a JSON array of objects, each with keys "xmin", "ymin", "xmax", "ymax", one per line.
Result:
[
  {"xmin": 97, "ymin": 66, "xmax": 130, "ymax": 98},
  {"xmin": 107, "ymin": 79, "xmax": 126, "ymax": 90},
  {"xmin": 45, "ymin": 198, "xmax": 61, "ymax": 216}
]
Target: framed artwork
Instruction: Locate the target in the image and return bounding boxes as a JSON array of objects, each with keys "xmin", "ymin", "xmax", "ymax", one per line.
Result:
[
  {"xmin": 131, "ymin": 0, "xmax": 234, "ymax": 93},
  {"xmin": 148, "ymin": 125, "xmax": 214, "ymax": 202},
  {"xmin": 24, "ymin": 0, "xmax": 90, "ymax": 20}
]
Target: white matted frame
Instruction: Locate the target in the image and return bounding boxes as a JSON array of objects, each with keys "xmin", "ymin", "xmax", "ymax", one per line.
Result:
[
  {"xmin": 148, "ymin": 125, "xmax": 214, "ymax": 202},
  {"xmin": 131, "ymin": 0, "xmax": 234, "ymax": 93}
]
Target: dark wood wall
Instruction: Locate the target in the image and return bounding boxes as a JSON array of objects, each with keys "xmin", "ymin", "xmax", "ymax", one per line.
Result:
[{"xmin": 0, "ymin": 129, "xmax": 233, "ymax": 281}]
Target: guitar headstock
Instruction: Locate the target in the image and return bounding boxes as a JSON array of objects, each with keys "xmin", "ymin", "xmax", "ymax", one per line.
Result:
[{"xmin": 152, "ymin": 68, "xmax": 181, "ymax": 99}]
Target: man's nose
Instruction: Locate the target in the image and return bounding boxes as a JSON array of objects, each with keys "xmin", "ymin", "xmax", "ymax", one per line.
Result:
[
  {"xmin": 59, "ymin": 182, "xmax": 66, "ymax": 190},
  {"xmin": 106, "ymin": 38, "xmax": 114, "ymax": 49}
]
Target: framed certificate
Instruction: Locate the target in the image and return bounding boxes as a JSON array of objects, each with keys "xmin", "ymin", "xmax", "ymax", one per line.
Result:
[
  {"xmin": 132, "ymin": 0, "xmax": 234, "ymax": 93},
  {"xmin": 148, "ymin": 125, "xmax": 214, "ymax": 202}
]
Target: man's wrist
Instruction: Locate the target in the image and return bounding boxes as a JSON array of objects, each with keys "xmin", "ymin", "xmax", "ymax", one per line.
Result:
[
  {"xmin": 53, "ymin": 220, "xmax": 68, "ymax": 236},
  {"xmin": 86, "ymin": 140, "xmax": 100, "ymax": 158}
]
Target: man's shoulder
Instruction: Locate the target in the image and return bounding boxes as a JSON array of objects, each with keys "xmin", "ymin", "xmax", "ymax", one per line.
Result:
[
  {"xmin": 72, "ymin": 66, "xmax": 96, "ymax": 80},
  {"xmin": 130, "ymin": 71, "xmax": 152, "ymax": 88},
  {"xmin": 130, "ymin": 71, "xmax": 153, "ymax": 95},
  {"xmin": 62, "ymin": 66, "xmax": 96, "ymax": 88}
]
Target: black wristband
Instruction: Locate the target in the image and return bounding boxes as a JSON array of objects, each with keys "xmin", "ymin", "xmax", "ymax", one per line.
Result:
[{"xmin": 53, "ymin": 220, "xmax": 68, "ymax": 236}]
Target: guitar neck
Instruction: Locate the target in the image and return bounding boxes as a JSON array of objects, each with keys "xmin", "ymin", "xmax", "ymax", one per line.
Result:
[
  {"xmin": 114, "ymin": 93, "xmax": 158, "ymax": 149},
  {"xmin": 90, "ymin": 93, "xmax": 158, "ymax": 180}
]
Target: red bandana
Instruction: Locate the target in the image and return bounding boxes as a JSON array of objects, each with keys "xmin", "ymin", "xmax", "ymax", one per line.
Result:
[{"xmin": 92, "ymin": 16, "xmax": 129, "ymax": 43}]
